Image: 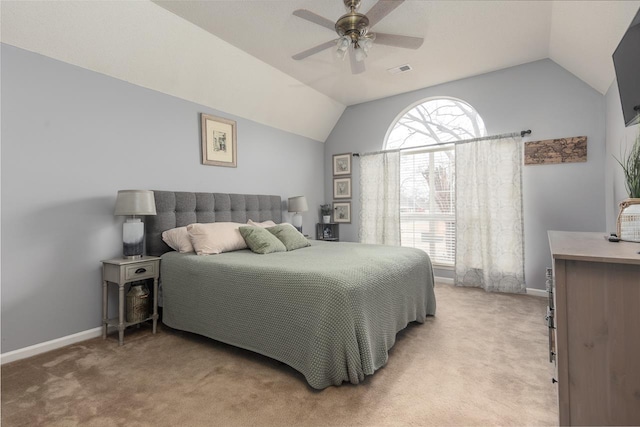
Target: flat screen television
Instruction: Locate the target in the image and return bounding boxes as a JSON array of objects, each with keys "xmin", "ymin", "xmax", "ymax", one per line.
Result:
[{"xmin": 613, "ymin": 7, "xmax": 640, "ymax": 127}]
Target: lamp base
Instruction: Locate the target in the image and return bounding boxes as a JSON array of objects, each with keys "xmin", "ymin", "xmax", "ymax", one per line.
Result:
[
  {"xmin": 292, "ymin": 213, "xmax": 303, "ymax": 233},
  {"xmin": 123, "ymin": 218, "xmax": 144, "ymax": 258}
]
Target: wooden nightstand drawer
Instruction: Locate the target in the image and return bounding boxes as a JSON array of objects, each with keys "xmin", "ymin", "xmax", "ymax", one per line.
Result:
[{"xmin": 124, "ymin": 262, "xmax": 157, "ymax": 280}]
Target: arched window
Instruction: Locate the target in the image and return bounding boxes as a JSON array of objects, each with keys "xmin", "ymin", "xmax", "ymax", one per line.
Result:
[{"xmin": 385, "ymin": 98, "xmax": 486, "ymax": 266}]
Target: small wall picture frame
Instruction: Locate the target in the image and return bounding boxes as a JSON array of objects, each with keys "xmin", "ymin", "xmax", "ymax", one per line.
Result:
[
  {"xmin": 201, "ymin": 113, "xmax": 237, "ymax": 167},
  {"xmin": 333, "ymin": 201, "xmax": 351, "ymax": 223},
  {"xmin": 333, "ymin": 177, "xmax": 352, "ymax": 199},
  {"xmin": 333, "ymin": 153, "xmax": 352, "ymax": 176}
]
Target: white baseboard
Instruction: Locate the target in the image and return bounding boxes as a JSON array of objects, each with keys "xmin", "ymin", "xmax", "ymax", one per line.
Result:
[
  {"xmin": 1, "ymin": 326, "xmax": 103, "ymax": 365},
  {"xmin": 525, "ymin": 288, "xmax": 547, "ymax": 298},
  {"xmin": 437, "ymin": 276, "xmax": 546, "ymax": 298}
]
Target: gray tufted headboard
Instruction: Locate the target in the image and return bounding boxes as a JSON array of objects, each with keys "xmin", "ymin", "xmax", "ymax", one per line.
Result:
[{"xmin": 145, "ymin": 191, "xmax": 282, "ymax": 256}]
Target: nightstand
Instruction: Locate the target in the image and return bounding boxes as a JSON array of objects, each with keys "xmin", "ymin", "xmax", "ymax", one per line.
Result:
[{"xmin": 101, "ymin": 256, "xmax": 160, "ymax": 345}]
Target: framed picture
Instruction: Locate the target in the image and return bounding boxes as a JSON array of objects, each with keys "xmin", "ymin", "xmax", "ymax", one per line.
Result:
[
  {"xmin": 333, "ymin": 153, "xmax": 352, "ymax": 176},
  {"xmin": 333, "ymin": 177, "xmax": 352, "ymax": 199},
  {"xmin": 333, "ymin": 201, "xmax": 351, "ymax": 223},
  {"xmin": 201, "ymin": 113, "xmax": 237, "ymax": 167}
]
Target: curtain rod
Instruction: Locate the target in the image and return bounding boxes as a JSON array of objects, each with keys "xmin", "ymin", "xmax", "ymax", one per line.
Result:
[{"xmin": 352, "ymin": 129, "xmax": 532, "ymax": 157}]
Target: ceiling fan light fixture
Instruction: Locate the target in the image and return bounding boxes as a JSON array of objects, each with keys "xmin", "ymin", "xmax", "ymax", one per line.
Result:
[
  {"xmin": 360, "ymin": 37, "xmax": 374, "ymax": 53},
  {"xmin": 354, "ymin": 46, "xmax": 367, "ymax": 62},
  {"xmin": 336, "ymin": 36, "xmax": 350, "ymax": 59}
]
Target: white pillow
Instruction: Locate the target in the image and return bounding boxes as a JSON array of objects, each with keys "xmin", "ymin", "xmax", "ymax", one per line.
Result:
[
  {"xmin": 162, "ymin": 226, "xmax": 194, "ymax": 253},
  {"xmin": 187, "ymin": 222, "xmax": 247, "ymax": 255},
  {"xmin": 247, "ymin": 219, "xmax": 277, "ymax": 228}
]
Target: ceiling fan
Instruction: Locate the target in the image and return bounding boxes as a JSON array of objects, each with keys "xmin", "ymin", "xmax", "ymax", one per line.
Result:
[{"xmin": 291, "ymin": 0, "xmax": 424, "ymax": 74}]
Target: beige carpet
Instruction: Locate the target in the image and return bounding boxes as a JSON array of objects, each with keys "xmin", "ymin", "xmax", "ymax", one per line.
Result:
[{"xmin": 2, "ymin": 283, "xmax": 558, "ymax": 426}]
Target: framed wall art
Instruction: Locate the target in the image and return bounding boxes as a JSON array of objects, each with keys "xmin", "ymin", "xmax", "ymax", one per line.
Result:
[
  {"xmin": 333, "ymin": 153, "xmax": 352, "ymax": 176},
  {"xmin": 333, "ymin": 177, "xmax": 352, "ymax": 199},
  {"xmin": 201, "ymin": 113, "xmax": 237, "ymax": 167},
  {"xmin": 333, "ymin": 201, "xmax": 351, "ymax": 223}
]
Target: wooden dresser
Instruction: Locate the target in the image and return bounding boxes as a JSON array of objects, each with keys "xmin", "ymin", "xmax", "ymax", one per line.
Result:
[{"xmin": 548, "ymin": 231, "xmax": 640, "ymax": 426}]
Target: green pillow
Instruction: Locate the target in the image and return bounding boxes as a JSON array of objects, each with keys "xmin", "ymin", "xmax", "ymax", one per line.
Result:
[
  {"xmin": 239, "ymin": 226, "xmax": 286, "ymax": 254},
  {"xmin": 267, "ymin": 224, "xmax": 311, "ymax": 251}
]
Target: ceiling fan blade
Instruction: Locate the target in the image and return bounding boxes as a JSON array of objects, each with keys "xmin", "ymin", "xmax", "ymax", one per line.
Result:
[
  {"xmin": 293, "ymin": 9, "xmax": 336, "ymax": 32},
  {"xmin": 350, "ymin": 49, "xmax": 366, "ymax": 75},
  {"xmin": 374, "ymin": 33, "xmax": 424, "ymax": 49},
  {"xmin": 366, "ymin": 0, "xmax": 405, "ymax": 28},
  {"xmin": 292, "ymin": 40, "xmax": 336, "ymax": 60}
]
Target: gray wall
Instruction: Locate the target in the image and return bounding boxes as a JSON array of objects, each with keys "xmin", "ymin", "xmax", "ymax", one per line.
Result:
[
  {"xmin": 324, "ymin": 59, "xmax": 606, "ymax": 290},
  {"xmin": 605, "ymin": 79, "xmax": 640, "ymax": 230},
  {"xmin": 1, "ymin": 44, "xmax": 325, "ymax": 353}
]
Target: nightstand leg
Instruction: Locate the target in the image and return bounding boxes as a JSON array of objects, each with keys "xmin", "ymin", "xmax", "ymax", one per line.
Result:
[
  {"xmin": 102, "ymin": 280, "xmax": 108, "ymax": 339},
  {"xmin": 152, "ymin": 277, "xmax": 159, "ymax": 334},
  {"xmin": 118, "ymin": 283, "xmax": 125, "ymax": 346}
]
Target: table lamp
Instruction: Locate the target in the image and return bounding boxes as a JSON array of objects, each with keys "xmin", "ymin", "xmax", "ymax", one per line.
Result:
[
  {"xmin": 288, "ymin": 196, "xmax": 308, "ymax": 233},
  {"xmin": 114, "ymin": 190, "xmax": 157, "ymax": 259}
]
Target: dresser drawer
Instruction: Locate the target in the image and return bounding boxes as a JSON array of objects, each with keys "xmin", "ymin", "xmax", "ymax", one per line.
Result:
[{"xmin": 124, "ymin": 261, "xmax": 157, "ymax": 281}]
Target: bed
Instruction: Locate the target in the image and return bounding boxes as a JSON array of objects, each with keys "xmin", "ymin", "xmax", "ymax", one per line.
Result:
[{"xmin": 146, "ymin": 191, "xmax": 436, "ymax": 389}]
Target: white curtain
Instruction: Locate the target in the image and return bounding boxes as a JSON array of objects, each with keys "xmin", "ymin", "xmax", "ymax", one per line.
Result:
[
  {"xmin": 359, "ymin": 151, "xmax": 401, "ymax": 245},
  {"xmin": 455, "ymin": 135, "xmax": 525, "ymax": 293}
]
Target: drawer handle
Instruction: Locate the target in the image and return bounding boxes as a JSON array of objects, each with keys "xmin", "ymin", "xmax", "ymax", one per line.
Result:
[{"xmin": 135, "ymin": 268, "xmax": 147, "ymax": 274}]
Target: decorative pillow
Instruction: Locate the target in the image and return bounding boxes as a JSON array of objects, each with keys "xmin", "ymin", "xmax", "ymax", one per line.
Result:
[
  {"xmin": 187, "ymin": 222, "xmax": 247, "ymax": 255},
  {"xmin": 161, "ymin": 226, "xmax": 194, "ymax": 253},
  {"xmin": 239, "ymin": 226, "xmax": 286, "ymax": 254},
  {"xmin": 267, "ymin": 223, "xmax": 311, "ymax": 251},
  {"xmin": 247, "ymin": 219, "xmax": 277, "ymax": 228}
]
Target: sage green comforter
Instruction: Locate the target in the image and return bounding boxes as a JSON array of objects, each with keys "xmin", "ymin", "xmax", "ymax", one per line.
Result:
[{"xmin": 161, "ymin": 240, "xmax": 436, "ymax": 389}]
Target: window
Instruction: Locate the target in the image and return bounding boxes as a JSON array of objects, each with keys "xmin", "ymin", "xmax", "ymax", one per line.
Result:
[{"xmin": 385, "ymin": 98, "xmax": 486, "ymax": 266}]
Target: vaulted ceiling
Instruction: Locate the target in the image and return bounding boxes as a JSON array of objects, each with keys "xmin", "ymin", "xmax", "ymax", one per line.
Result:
[{"xmin": 155, "ymin": 0, "xmax": 639, "ymax": 105}]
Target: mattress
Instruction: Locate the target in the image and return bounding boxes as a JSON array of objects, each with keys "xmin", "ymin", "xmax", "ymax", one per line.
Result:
[{"xmin": 160, "ymin": 240, "xmax": 436, "ymax": 389}]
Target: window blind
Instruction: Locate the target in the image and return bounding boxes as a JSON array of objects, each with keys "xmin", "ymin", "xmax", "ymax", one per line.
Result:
[{"xmin": 400, "ymin": 146, "xmax": 455, "ymax": 266}]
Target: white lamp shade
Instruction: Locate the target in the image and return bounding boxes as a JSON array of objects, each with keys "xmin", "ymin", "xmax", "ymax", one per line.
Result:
[
  {"xmin": 288, "ymin": 196, "xmax": 308, "ymax": 213},
  {"xmin": 114, "ymin": 190, "xmax": 157, "ymax": 216}
]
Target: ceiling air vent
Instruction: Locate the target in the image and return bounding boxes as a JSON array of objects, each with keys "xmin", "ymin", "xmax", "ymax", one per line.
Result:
[{"xmin": 387, "ymin": 64, "xmax": 413, "ymax": 75}]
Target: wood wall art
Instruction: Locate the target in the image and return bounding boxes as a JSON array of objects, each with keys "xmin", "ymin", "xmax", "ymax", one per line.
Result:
[{"xmin": 524, "ymin": 136, "xmax": 587, "ymax": 165}]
